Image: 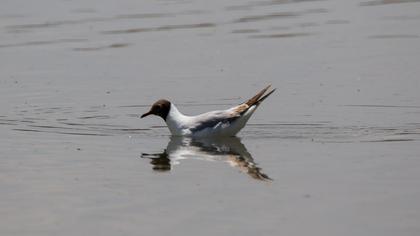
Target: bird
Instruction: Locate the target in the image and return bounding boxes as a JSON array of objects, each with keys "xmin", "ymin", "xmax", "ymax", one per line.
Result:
[{"xmin": 141, "ymin": 85, "xmax": 276, "ymax": 137}]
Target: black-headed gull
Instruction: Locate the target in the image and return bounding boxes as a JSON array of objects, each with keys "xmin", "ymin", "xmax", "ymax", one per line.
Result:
[{"xmin": 141, "ymin": 85, "xmax": 275, "ymax": 137}]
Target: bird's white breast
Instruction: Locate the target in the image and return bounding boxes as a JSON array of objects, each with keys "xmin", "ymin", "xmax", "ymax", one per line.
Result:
[{"xmin": 165, "ymin": 104, "xmax": 191, "ymax": 136}]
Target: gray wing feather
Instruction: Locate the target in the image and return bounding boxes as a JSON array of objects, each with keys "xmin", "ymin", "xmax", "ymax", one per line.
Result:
[{"xmin": 189, "ymin": 110, "xmax": 239, "ymax": 133}]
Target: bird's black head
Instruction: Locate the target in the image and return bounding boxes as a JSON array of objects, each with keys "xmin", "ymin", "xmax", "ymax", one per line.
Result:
[{"xmin": 141, "ymin": 99, "xmax": 171, "ymax": 121}]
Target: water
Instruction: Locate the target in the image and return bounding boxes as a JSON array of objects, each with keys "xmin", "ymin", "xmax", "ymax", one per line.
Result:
[{"xmin": 1, "ymin": 0, "xmax": 420, "ymax": 235}]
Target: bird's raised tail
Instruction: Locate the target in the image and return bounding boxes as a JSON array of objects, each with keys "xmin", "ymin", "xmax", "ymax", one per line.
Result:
[{"xmin": 245, "ymin": 85, "xmax": 276, "ymax": 107}]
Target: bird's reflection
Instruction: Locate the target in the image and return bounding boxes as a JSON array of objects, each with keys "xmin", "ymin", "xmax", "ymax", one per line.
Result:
[{"xmin": 141, "ymin": 137, "xmax": 271, "ymax": 181}]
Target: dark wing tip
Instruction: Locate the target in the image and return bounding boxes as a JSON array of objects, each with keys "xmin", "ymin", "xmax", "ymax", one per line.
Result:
[
  {"xmin": 245, "ymin": 85, "xmax": 274, "ymax": 107},
  {"xmin": 257, "ymin": 88, "xmax": 276, "ymax": 104}
]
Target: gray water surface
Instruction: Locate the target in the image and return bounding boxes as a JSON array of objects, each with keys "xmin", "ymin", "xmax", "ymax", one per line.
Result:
[{"xmin": 1, "ymin": 0, "xmax": 420, "ymax": 235}]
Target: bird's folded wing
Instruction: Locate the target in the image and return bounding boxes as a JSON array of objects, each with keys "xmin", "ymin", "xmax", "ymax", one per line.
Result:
[
  {"xmin": 189, "ymin": 85, "xmax": 275, "ymax": 132},
  {"xmin": 189, "ymin": 110, "xmax": 239, "ymax": 132}
]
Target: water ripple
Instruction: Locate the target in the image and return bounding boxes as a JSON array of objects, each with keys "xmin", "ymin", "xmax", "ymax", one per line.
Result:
[
  {"xmin": 232, "ymin": 12, "xmax": 299, "ymax": 23},
  {"xmin": 0, "ymin": 39, "xmax": 87, "ymax": 49},
  {"xmin": 102, "ymin": 23, "xmax": 216, "ymax": 34},
  {"xmin": 361, "ymin": 0, "xmax": 420, "ymax": 6},
  {"xmin": 2, "ymin": 103, "xmax": 420, "ymax": 142}
]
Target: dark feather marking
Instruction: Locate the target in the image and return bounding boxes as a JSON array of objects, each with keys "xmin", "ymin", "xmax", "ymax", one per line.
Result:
[
  {"xmin": 236, "ymin": 85, "xmax": 276, "ymax": 115},
  {"xmin": 256, "ymin": 88, "xmax": 276, "ymax": 104},
  {"xmin": 245, "ymin": 85, "xmax": 271, "ymax": 107}
]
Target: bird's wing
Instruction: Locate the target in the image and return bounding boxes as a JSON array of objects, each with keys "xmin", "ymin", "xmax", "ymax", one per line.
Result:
[
  {"xmin": 189, "ymin": 110, "xmax": 239, "ymax": 133},
  {"xmin": 188, "ymin": 85, "xmax": 276, "ymax": 133}
]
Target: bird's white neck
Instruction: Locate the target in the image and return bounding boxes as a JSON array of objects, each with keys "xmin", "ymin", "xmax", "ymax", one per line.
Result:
[{"xmin": 165, "ymin": 104, "xmax": 190, "ymax": 135}]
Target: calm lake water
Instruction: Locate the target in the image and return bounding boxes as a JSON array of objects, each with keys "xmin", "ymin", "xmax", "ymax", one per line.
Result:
[{"xmin": 1, "ymin": 0, "xmax": 420, "ymax": 235}]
